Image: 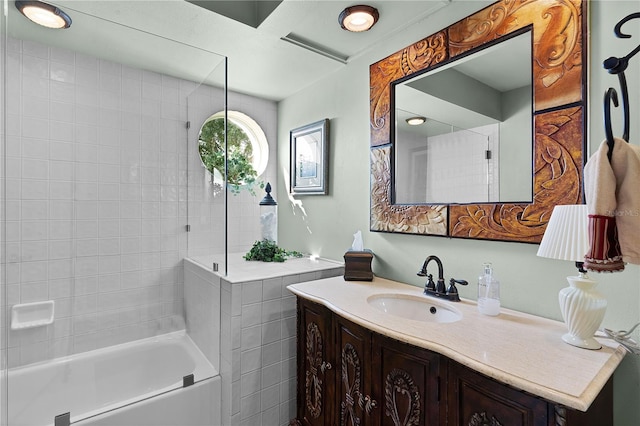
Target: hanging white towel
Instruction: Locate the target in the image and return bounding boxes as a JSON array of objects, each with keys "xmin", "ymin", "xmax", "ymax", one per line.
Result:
[{"xmin": 583, "ymin": 138, "xmax": 640, "ymax": 271}]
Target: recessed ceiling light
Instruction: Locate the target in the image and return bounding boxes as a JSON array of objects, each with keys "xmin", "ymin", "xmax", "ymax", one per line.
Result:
[
  {"xmin": 15, "ymin": 0, "xmax": 72, "ymax": 29},
  {"xmin": 339, "ymin": 5, "xmax": 379, "ymax": 32},
  {"xmin": 406, "ymin": 116, "xmax": 427, "ymax": 126}
]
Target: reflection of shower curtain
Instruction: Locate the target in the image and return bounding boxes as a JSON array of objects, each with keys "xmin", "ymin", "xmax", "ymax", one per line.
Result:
[{"xmin": 425, "ymin": 125, "xmax": 497, "ymax": 204}]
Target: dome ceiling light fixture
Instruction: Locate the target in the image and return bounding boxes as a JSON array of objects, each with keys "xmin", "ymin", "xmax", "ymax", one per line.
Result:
[
  {"xmin": 15, "ymin": 0, "xmax": 72, "ymax": 29},
  {"xmin": 406, "ymin": 116, "xmax": 427, "ymax": 126},
  {"xmin": 339, "ymin": 4, "xmax": 379, "ymax": 32}
]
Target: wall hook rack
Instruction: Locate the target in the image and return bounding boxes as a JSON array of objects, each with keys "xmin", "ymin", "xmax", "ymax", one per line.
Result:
[{"xmin": 603, "ymin": 12, "xmax": 640, "ymax": 161}]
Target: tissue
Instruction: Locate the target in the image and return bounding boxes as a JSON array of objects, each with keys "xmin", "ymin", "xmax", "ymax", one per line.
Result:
[
  {"xmin": 351, "ymin": 230, "xmax": 364, "ymax": 251},
  {"xmin": 344, "ymin": 230, "xmax": 373, "ymax": 281}
]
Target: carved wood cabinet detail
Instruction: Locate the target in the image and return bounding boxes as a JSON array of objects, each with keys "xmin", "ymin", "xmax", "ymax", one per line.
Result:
[{"xmin": 294, "ymin": 298, "xmax": 614, "ymax": 426}]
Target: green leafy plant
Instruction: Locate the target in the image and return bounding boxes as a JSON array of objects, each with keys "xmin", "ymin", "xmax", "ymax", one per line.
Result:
[
  {"xmin": 244, "ymin": 239, "xmax": 304, "ymax": 263},
  {"xmin": 198, "ymin": 118, "xmax": 264, "ymax": 195}
]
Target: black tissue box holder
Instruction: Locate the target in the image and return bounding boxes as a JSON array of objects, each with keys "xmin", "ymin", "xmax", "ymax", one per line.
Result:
[{"xmin": 343, "ymin": 249, "xmax": 374, "ymax": 281}]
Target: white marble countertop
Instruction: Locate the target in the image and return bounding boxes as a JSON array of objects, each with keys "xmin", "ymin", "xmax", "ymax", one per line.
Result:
[
  {"xmin": 188, "ymin": 253, "xmax": 344, "ymax": 283},
  {"xmin": 287, "ymin": 276, "xmax": 626, "ymax": 412}
]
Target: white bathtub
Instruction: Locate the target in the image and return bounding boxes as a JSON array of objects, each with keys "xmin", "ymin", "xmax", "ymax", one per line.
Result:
[{"xmin": 7, "ymin": 331, "xmax": 220, "ymax": 426}]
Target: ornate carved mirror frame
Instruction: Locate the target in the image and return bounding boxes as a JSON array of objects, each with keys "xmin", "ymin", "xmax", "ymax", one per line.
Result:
[{"xmin": 370, "ymin": 0, "xmax": 586, "ymax": 243}]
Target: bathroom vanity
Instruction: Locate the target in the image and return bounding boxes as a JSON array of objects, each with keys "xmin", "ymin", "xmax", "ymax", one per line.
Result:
[{"xmin": 288, "ymin": 276, "xmax": 625, "ymax": 426}]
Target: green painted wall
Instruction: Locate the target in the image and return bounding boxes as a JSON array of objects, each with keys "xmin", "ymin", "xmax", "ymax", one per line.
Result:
[{"xmin": 277, "ymin": 1, "xmax": 640, "ymax": 424}]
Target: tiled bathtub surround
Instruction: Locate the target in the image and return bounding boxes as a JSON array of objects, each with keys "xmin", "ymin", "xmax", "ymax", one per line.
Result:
[
  {"xmin": 2, "ymin": 37, "xmax": 276, "ymax": 368},
  {"xmin": 186, "ymin": 254, "xmax": 344, "ymax": 425}
]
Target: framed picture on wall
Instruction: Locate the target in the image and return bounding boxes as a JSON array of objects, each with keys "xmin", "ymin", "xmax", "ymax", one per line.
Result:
[{"xmin": 290, "ymin": 119, "xmax": 329, "ymax": 195}]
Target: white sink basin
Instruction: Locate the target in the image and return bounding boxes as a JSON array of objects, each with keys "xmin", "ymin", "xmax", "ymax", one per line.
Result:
[{"xmin": 367, "ymin": 294, "xmax": 462, "ymax": 323}]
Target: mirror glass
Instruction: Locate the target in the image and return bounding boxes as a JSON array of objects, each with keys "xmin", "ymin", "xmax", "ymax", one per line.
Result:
[{"xmin": 394, "ymin": 32, "xmax": 532, "ymax": 205}]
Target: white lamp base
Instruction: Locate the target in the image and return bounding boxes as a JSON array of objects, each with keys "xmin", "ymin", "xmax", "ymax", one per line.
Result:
[
  {"xmin": 558, "ymin": 274, "xmax": 607, "ymax": 350},
  {"xmin": 561, "ymin": 332, "xmax": 602, "ymax": 350}
]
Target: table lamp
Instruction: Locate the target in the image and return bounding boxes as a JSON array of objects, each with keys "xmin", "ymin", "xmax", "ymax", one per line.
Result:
[{"xmin": 536, "ymin": 204, "xmax": 607, "ymax": 349}]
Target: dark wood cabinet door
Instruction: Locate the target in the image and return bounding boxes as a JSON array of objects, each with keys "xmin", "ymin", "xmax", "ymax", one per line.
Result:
[
  {"xmin": 297, "ymin": 298, "xmax": 335, "ymax": 426},
  {"xmin": 371, "ymin": 334, "xmax": 442, "ymax": 426},
  {"xmin": 447, "ymin": 361, "xmax": 548, "ymax": 426},
  {"xmin": 335, "ymin": 316, "xmax": 373, "ymax": 426}
]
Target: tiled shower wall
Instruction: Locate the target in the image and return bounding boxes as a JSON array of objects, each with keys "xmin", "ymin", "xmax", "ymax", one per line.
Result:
[{"xmin": 2, "ymin": 37, "xmax": 276, "ymax": 367}]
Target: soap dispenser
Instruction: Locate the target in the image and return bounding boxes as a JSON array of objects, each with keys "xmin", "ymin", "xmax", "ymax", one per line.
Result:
[{"xmin": 478, "ymin": 262, "xmax": 500, "ymax": 316}]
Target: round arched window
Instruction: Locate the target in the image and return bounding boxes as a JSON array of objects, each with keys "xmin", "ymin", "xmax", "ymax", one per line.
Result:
[{"xmin": 198, "ymin": 110, "xmax": 269, "ymax": 194}]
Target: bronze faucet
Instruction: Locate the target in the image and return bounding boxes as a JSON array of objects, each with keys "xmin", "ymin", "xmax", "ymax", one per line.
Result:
[{"xmin": 417, "ymin": 255, "xmax": 468, "ymax": 301}]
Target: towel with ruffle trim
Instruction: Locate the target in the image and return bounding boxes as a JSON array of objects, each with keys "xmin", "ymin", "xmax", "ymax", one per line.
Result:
[{"xmin": 583, "ymin": 138, "xmax": 640, "ymax": 271}]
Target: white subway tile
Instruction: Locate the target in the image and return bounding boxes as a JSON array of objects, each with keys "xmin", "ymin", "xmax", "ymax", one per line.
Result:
[
  {"xmin": 261, "ymin": 300, "xmax": 282, "ymax": 323},
  {"xmin": 262, "ymin": 320, "xmax": 282, "ymax": 344},
  {"xmin": 75, "ymin": 201, "xmax": 98, "ymax": 220},
  {"xmin": 262, "ymin": 277, "xmax": 283, "ymax": 301},
  {"xmin": 21, "ymin": 180, "xmax": 48, "ymax": 199},
  {"xmin": 120, "ymin": 220, "xmax": 141, "ymax": 236},
  {"xmin": 98, "ymin": 145, "xmax": 120, "ymax": 165},
  {"xmin": 240, "ymin": 369, "xmax": 261, "ymax": 398},
  {"xmin": 75, "ymin": 124, "xmax": 98, "ymax": 145},
  {"xmin": 76, "ymin": 65, "xmax": 98, "ymax": 88},
  {"xmin": 22, "ymin": 95, "xmax": 48, "ymax": 119},
  {"xmin": 21, "ymin": 138, "xmax": 49, "ymax": 159},
  {"xmin": 121, "ymin": 254, "xmax": 141, "ymax": 272},
  {"xmin": 97, "ymin": 201, "xmax": 119, "ymax": 218},
  {"xmin": 99, "ymin": 183, "xmax": 120, "ymax": 200},
  {"xmin": 49, "ymin": 141, "xmax": 74, "ymax": 161},
  {"xmin": 99, "ymin": 90, "xmax": 120, "ymax": 110},
  {"xmin": 261, "ymin": 383, "xmax": 280, "ymax": 411},
  {"xmin": 50, "ymin": 120, "xmax": 74, "ymax": 141},
  {"xmin": 23, "ymin": 76, "xmax": 49, "ymax": 100},
  {"xmin": 241, "ymin": 347, "xmax": 261, "ymax": 374},
  {"xmin": 97, "ymin": 126, "xmax": 119, "ymax": 147},
  {"xmin": 75, "ymin": 182, "xmax": 98, "ymax": 201},
  {"xmin": 98, "ymin": 238, "xmax": 120, "ymax": 256},
  {"xmin": 75, "ymin": 256, "xmax": 98, "ymax": 277},
  {"xmin": 20, "ymin": 281, "xmax": 48, "ymax": 302},
  {"xmin": 241, "ymin": 303, "xmax": 262, "ymax": 329},
  {"xmin": 20, "ymin": 260, "xmax": 48, "ymax": 283},
  {"xmin": 49, "ymin": 279, "xmax": 72, "ymax": 299},
  {"xmin": 21, "ymin": 221, "xmax": 47, "ymax": 240},
  {"xmin": 50, "ymin": 161, "xmax": 74, "ymax": 181},
  {"xmin": 49, "ymin": 200, "xmax": 72, "ymax": 220},
  {"xmin": 280, "ymin": 316, "xmax": 296, "ymax": 340},
  {"xmin": 98, "ymin": 220, "xmax": 119, "ymax": 238},
  {"xmin": 49, "ymin": 80, "xmax": 76, "ymax": 102},
  {"xmin": 50, "ymin": 47, "xmax": 74, "ymax": 65},
  {"xmin": 22, "ymin": 53, "xmax": 48, "ymax": 78},
  {"xmin": 48, "ymin": 240, "xmax": 73, "ymax": 260},
  {"xmin": 49, "ymin": 259, "xmax": 73, "ymax": 279},
  {"xmin": 242, "ymin": 281, "xmax": 262, "ymax": 305},
  {"xmin": 76, "ymin": 220, "xmax": 98, "ymax": 238},
  {"xmin": 241, "ymin": 325, "xmax": 261, "ymax": 351},
  {"xmin": 98, "ymin": 274, "xmax": 121, "ymax": 293},
  {"xmin": 73, "ymin": 313, "xmax": 98, "ymax": 335},
  {"xmin": 73, "ymin": 294, "xmax": 97, "ymax": 315},
  {"xmin": 98, "ymin": 164, "xmax": 120, "ymax": 183},
  {"xmin": 99, "ymin": 255, "xmax": 121, "ymax": 274},
  {"xmin": 240, "ymin": 392, "xmax": 261, "ymax": 421}
]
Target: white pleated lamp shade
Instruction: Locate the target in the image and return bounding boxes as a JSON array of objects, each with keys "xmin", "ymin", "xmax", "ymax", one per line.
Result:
[{"xmin": 537, "ymin": 204, "xmax": 589, "ymax": 262}]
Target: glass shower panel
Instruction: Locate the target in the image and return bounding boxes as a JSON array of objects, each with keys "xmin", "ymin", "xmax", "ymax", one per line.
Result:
[
  {"xmin": 2, "ymin": 2, "xmax": 225, "ymax": 425},
  {"xmin": 186, "ymin": 61, "xmax": 228, "ymax": 276},
  {"xmin": 1, "ymin": 2, "xmax": 8, "ymax": 425}
]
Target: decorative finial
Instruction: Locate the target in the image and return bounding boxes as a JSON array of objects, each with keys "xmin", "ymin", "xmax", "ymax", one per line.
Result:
[{"xmin": 259, "ymin": 182, "xmax": 277, "ymax": 206}]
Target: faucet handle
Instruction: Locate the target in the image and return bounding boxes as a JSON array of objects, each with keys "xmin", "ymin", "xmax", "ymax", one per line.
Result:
[
  {"xmin": 447, "ymin": 278, "xmax": 468, "ymax": 302},
  {"xmin": 423, "ymin": 274, "xmax": 436, "ymax": 294}
]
